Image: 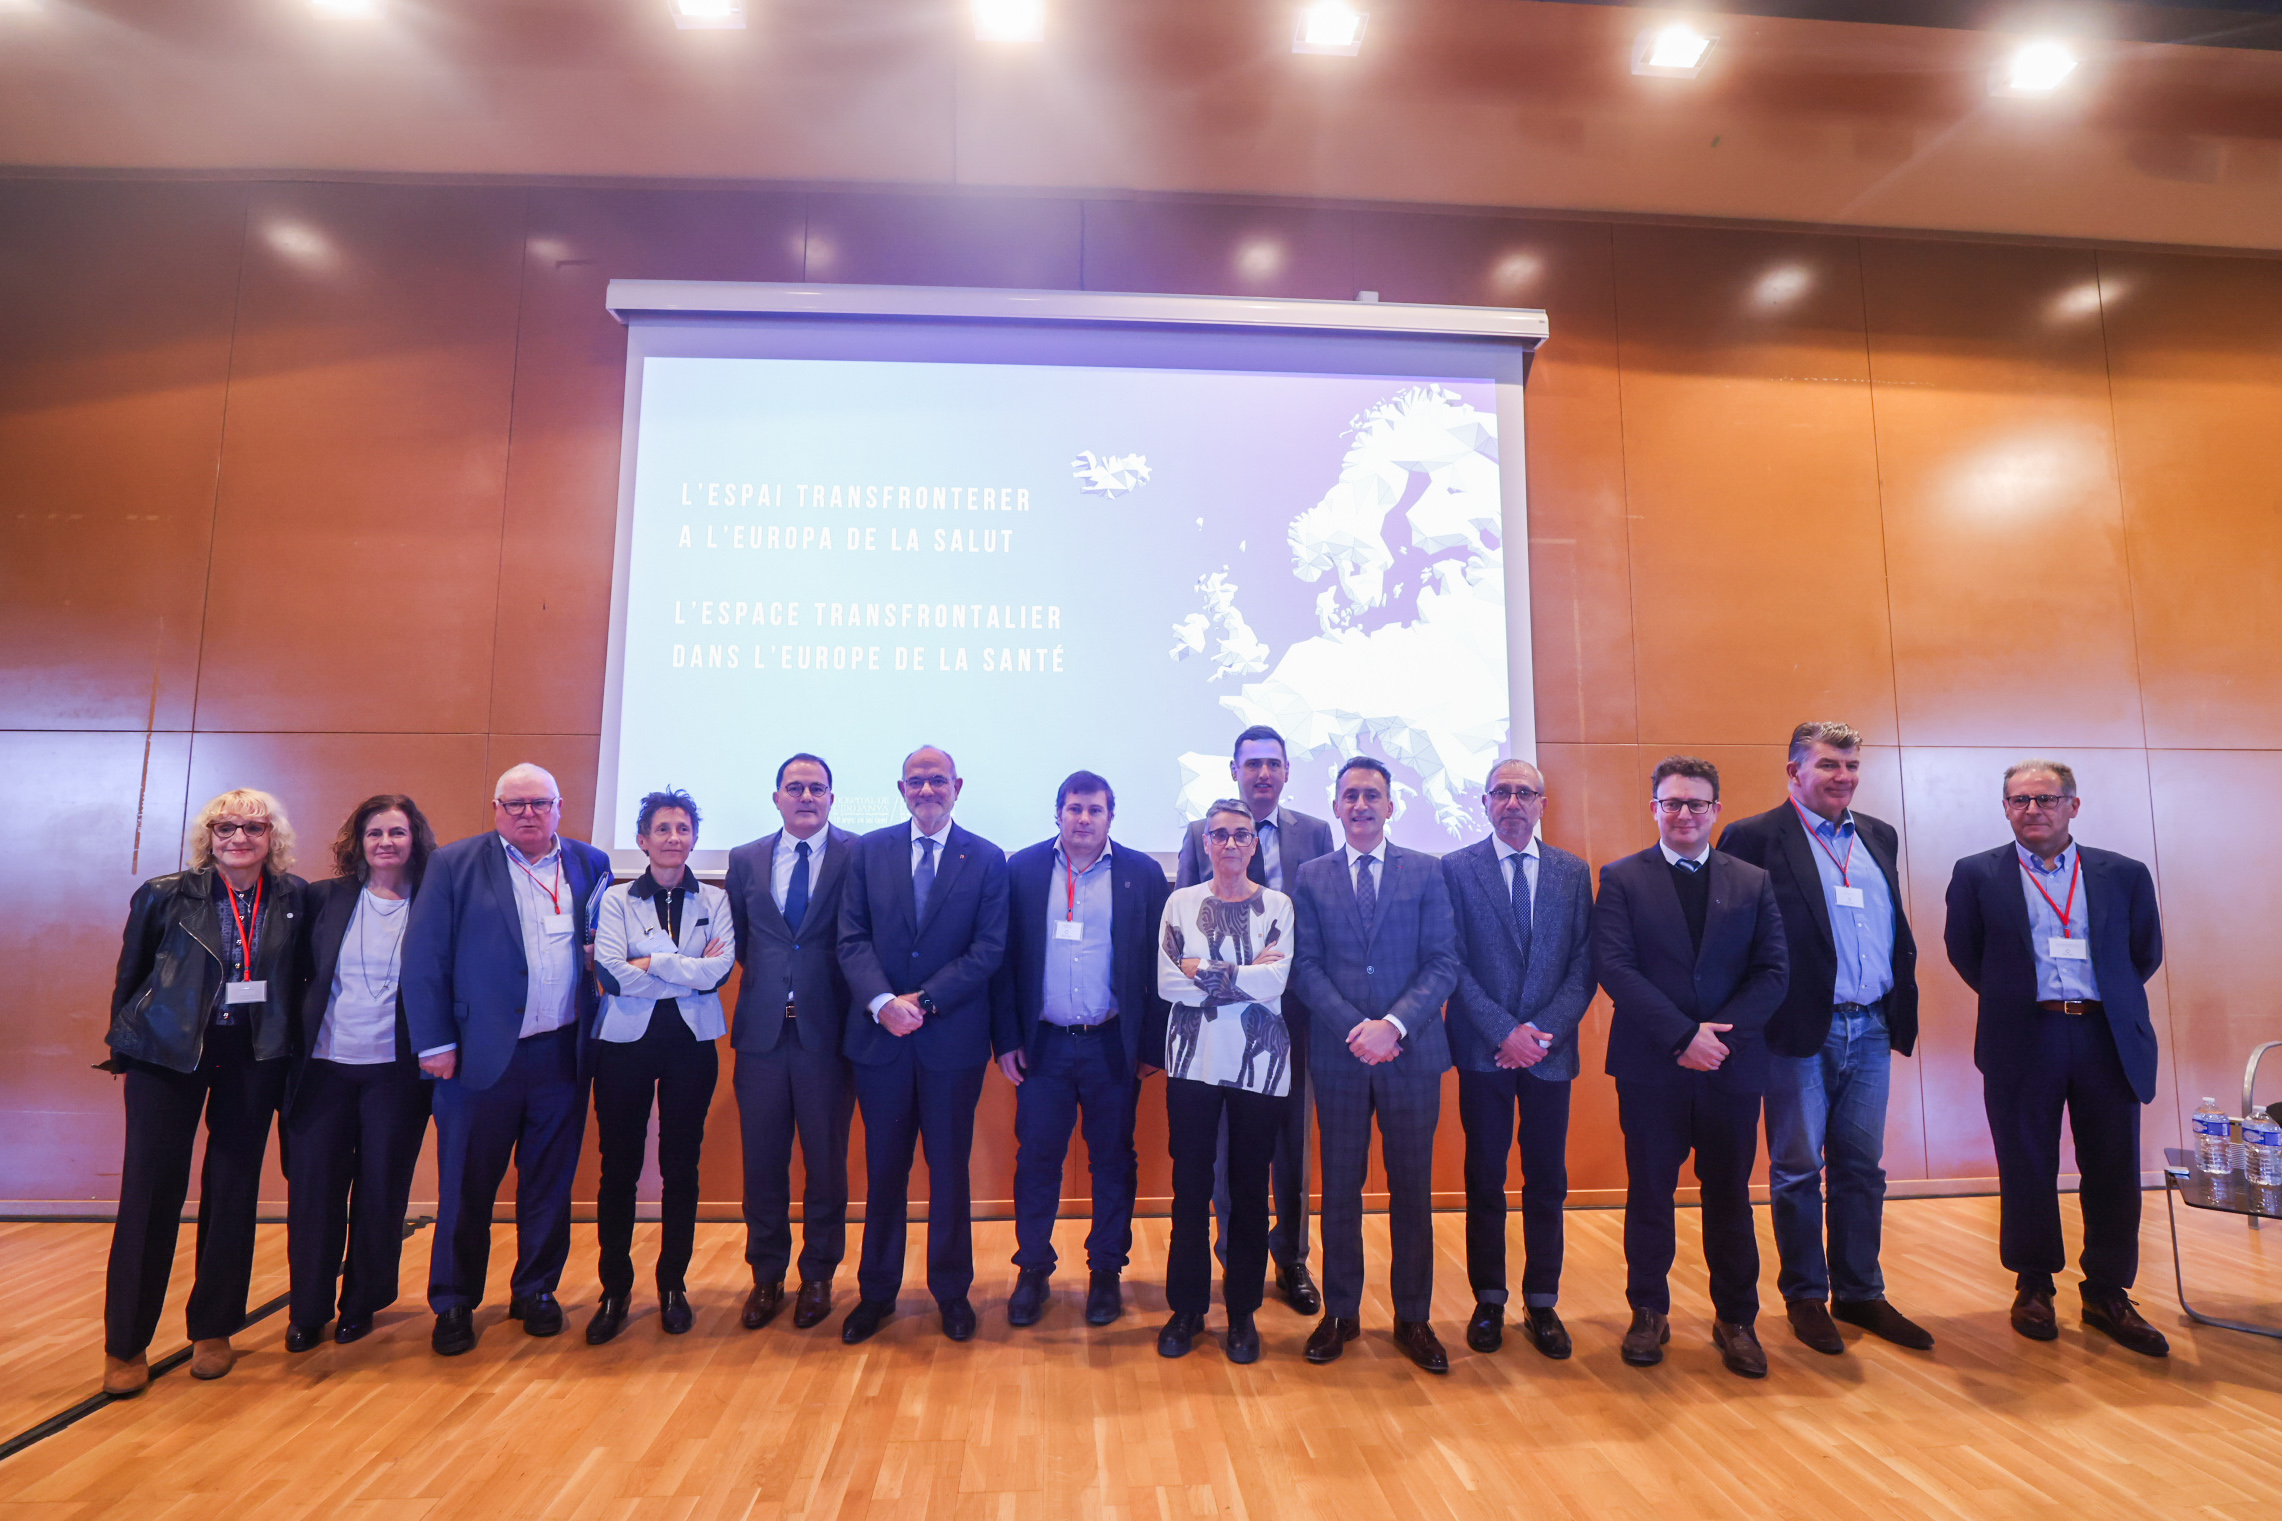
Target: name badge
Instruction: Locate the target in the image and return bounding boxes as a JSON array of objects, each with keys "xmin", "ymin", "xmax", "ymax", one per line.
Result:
[
  {"xmin": 1055, "ymin": 920, "xmax": 1085, "ymax": 942},
  {"xmin": 542, "ymin": 913, "xmax": 574, "ymax": 936},
  {"xmin": 2048, "ymin": 936, "xmax": 2090, "ymax": 962},
  {"xmin": 224, "ymin": 980, "xmax": 267, "ymax": 1005},
  {"xmin": 1833, "ymin": 886, "xmax": 1866, "ymax": 909}
]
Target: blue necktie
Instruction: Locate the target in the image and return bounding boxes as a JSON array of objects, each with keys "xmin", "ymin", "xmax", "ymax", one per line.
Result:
[
  {"xmin": 1510, "ymin": 854, "xmax": 1533, "ymax": 971},
  {"xmin": 1355, "ymin": 853, "xmax": 1378, "ymax": 932},
  {"xmin": 913, "ymin": 836, "xmax": 937, "ymax": 922},
  {"xmin": 784, "ymin": 840, "xmax": 811, "ymax": 933}
]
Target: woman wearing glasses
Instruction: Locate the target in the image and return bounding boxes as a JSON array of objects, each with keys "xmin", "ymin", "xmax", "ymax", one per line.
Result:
[
  {"xmin": 281, "ymin": 794, "xmax": 440, "ymax": 1353},
  {"xmin": 1151, "ymin": 799, "xmax": 1297, "ymax": 1364},
  {"xmin": 100, "ymin": 788, "xmax": 307, "ymax": 1396}
]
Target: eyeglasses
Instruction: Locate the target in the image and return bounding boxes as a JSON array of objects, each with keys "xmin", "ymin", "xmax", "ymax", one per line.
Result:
[
  {"xmin": 2003, "ymin": 793, "xmax": 2070, "ymax": 812},
  {"xmin": 1653, "ymin": 798, "xmax": 1717, "ymax": 816},
  {"xmin": 1206, "ymin": 828, "xmax": 1257, "ymax": 846},
  {"xmin": 210, "ymin": 821, "xmax": 270, "ymax": 838},
  {"xmin": 902, "ymin": 774, "xmax": 955, "ymax": 792},
  {"xmin": 779, "ymin": 782, "xmax": 830, "ymax": 799},
  {"xmin": 1488, "ymin": 787, "xmax": 1544, "ymax": 804},
  {"xmin": 497, "ymin": 798, "xmax": 559, "ymax": 815}
]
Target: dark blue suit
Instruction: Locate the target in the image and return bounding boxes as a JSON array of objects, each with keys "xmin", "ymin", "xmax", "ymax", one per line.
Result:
[
  {"xmin": 1290, "ymin": 843, "xmax": 1459, "ymax": 1323},
  {"xmin": 837, "ymin": 820, "xmax": 1010, "ymax": 1306},
  {"xmin": 990, "ymin": 839, "xmax": 1170, "ymax": 1279},
  {"xmin": 402, "ymin": 831, "xmax": 610, "ymax": 1312},
  {"xmin": 1592, "ymin": 847, "xmax": 1787, "ymax": 1323},
  {"xmin": 1944, "ymin": 841, "xmax": 2163, "ymax": 1293},
  {"xmin": 1442, "ymin": 838, "xmax": 1596, "ymax": 1307}
]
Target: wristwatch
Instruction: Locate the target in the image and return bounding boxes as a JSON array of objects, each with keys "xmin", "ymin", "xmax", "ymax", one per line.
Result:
[{"xmin": 914, "ymin": 990, "xmax": 940, "ymax": 1018}]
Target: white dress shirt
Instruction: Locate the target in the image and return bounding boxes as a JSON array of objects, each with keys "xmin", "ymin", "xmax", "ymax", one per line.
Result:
[
  {"xmin": 1494, "ymin": 834, "xmax": 1541, "ymax": 913},
  {"xmin": 772, "ymin": 826, "xmax": 828, "ymax": 915},
  {"xmin": 1658, "ymin": 840, "xmax": 1712, "ymax": 869},
  {"xmin": 1338, "ymin": 840, "xmax": 1407, "ymax": 1037}
]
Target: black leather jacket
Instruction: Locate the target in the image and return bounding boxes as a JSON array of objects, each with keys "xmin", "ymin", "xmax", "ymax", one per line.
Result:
[{"xmin": 107, "ymin": 866, "xmax": 307, "ymax": 1073}]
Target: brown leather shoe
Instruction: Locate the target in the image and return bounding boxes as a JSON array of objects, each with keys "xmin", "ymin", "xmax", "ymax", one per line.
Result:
[
  {"xmin": 1303, "ymin": 1315, "xmax": 1360, "ymax": 1364},
  {"xmin": 102, "ymin": 1353, "xmax": 150, "ymax": 1398},
  {"xmin": 1712, "ymin": 1319, "xmax": 1768, "ymax": 1378},
  {"xmin": 792, "ymin": 1279, "xmax": 834, "ymax": 1329},
  {"xmin": 2081, "ymin": 1289, "xmax": 2170, "ymax": 1357},
  {"xmin": 743, "ymin": 1279, "xmax": 786, "ymax": 1331},
  {"xmin": 2010, "ymin": 1288, "xmax": 2059, "ymax": 1341},
  {"xmin": 1621, "ymin": 1308, "xmax": 1670, "ymax": 1366},
  {"xmin": 1786, "ymin": 1299, "xmax": 1846, "ymax": 1355},
  {"xmin": 189, "ymin": 1337, "xmax": 235, "ymax": 1381},
  {"xmin": 1393, "ymin": 1319, "xmax": 1450, "ymax": 1374},
  {"xmin": 1832, "ymin": 1297, "xmax": 1936, "ymax": 1351}
]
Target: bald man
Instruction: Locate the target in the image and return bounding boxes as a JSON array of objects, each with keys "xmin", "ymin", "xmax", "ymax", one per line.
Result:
[{"xmin": 403, "ymin": 763, "xmax": 613, "ymax": 1356}]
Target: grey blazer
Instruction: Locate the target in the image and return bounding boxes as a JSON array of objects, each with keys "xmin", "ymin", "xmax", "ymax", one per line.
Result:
[
  {"xmin": 1289, "ymin": 842, "xmax": 1461, "ymax": 1079},
  {"xmin": 1441, "ymin": 837, "xmax": 1596, "ymax": 1082},
  {"xmin": 724, "ymin": 823, "xmax": 858, "ymax": 1056},
  {"xmin": 1174, "ymin": 804, "xmax": 1336, "ymax": 890}
]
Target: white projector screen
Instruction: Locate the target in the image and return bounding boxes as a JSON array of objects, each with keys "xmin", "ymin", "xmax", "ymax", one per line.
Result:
[{"xmin": 596, "ymin": 282, "xmax": 1546, "ymax": 874}]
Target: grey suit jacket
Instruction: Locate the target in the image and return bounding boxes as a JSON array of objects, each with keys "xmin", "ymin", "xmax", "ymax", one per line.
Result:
[
  {"xmin": 1441, "ymin": 837, "xmax": 1596, "ymax": 1082},
  {"xmin": 1289, "ymin": 842, "xmax": 1460, "ymax": 1080},
  {"xmin": 1174, "ymin": 804, "xmax": 1336, "ymax": 891},
  {"xmin": 724, "ymin": 823, "xmax": 857, "ymax": 1056}
]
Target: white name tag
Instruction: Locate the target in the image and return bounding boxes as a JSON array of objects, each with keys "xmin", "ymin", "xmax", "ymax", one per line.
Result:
[
  {"xmin": 1834, "ymin": 886, "xmax": 1866, "ymax": 909},
  {"xmin": 2048, "ymin": 937, "xmax": 2090, "ymax": 961},
  {"xmin": 542, "ymin": 913, "xmax": 574, "ymax": 936},
  {"xmin": 224, "ymin": 980, "xmax": 267, "ymax": 1005},
  {"xmin": 1055, "ymin": 920, "xmax": 1085, "ymax": 942}
]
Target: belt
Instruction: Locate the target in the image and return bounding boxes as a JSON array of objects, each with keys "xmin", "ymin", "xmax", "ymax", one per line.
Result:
[
  {"xmin": 1833, "ymin": 1000, "xmax": 1884, "ymax": 1015},
  {"xmin": 1042, "ymin": 1016, "xmax": 1120, "ymax": 1037},
  {"xmin": 2038, "ymin": 999, "xmax": 2103, "ymax": 1016}
]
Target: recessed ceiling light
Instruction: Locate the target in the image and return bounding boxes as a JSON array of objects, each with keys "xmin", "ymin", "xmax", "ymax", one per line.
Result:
[
  {"xmin": 1632, "ymin": 23, "xmax": 1714, "ymax": 78},
  {"xmin": 669, "ymin": 0, "xmax": 745, "ymax": 30},
  {"xmin": 1293, "ymin": 3, "xmax": 1366, "ymax": 56},
  {"xmin": 973, "ymin": 0, "xmax": 1044, "ymax": 42},
  {"xmin": 1992, "ymin": 39, "xmax": 2076, "ymax": 97},
  {"xmin": 310, "ymin": 0, "xmax": 383, "ymax": 17}
]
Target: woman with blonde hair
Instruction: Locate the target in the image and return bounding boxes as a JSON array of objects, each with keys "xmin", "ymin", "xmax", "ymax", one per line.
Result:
[{"xmin": 100, "ymin": 788, "xmax": 306, "ymax": 1396}]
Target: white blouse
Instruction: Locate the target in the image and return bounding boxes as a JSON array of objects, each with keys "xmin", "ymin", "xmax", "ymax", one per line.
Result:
[
  {"xmin": 1155, "ymin": 883, "xmax": 1296, "ymax": 1096},
  {"xmin": 315, "ymin": 888, "xmax": 410, "ymax": 1066}
]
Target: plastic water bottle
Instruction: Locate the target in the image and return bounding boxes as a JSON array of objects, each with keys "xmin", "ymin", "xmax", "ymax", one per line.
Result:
[
  {"xmin": 2194, "ymin": 1097, "xmax": 2234, "ymax": 1176},
  {"xmin": 2243, "ymin": 1105, "xmax": 2282, "ymax": 1187}
]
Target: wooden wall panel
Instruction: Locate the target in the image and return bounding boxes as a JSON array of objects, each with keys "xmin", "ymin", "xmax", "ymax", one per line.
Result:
[
  {"xmin": 1080, "ymin": 200, "xmax": 1355, "ymax": 300},
  {"xmin": 806, "ymin": 193, "xmax": 1082, "ymax": 291}
]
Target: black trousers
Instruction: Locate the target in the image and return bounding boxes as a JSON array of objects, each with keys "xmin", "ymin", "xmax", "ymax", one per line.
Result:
[
  {"xmin": 1982, "ymin": 1008, "xmax": 2143, "ymax": 1295},
  {"xmin": 733, "ymin": 1023, "xmax": 854, "ymax": 1286},
  {"xmin": 1458, "ymin": 1067, "xmax": 1571, "ymax": 1307},
  {"xmin": 1315, "ymin": 1061, "xmax": 1440, "ymax": 1322},
  {"xmin": 593, "ymin": 1012, "xmax": 719, "ymax": 1297},
  {"xmin": 1617, "ymin": 1073, "xmax": 1762, "ymax": 1324},
  {"xmin": 1213, "ymin": 1002, "xmax": 1311, "ymax": 1270},
  {"xmin": 104, "ymin": 1025, "xmax": 285, "ymax": 1360},
  {"xmin": 851, "ymin": 1051, "xmax": 987, "ymax": 1306},
  {"xmin": 1169, "ymin": 1077, "xmax": 1285, "ymax": 1316},
  {"xmin": 283, "ymin": 1056, "xmax": 431, "ymax": 1327},
  {"xmin": 1011, "ymin": 1021, "xmax": 1139, "ymax": 1277}
]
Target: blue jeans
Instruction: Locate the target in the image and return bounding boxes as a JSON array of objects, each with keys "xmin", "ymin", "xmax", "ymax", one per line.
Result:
[{"xmin": 1764, "ymin": 1005, "xmax": 1891, "ymax": 1305}]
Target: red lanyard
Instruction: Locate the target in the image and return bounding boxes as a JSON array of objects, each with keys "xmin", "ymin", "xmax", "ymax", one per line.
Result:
[
  {"xmin": 1791, "ymin": 800, "xmax": 1855, "ymax": 887},
  {"xmin": 513, "ymin": 853, "xmax": 563, "ymax": 914},
  {"xmin": 2018, "ymin": 850, "xmax": 2081, "ymax": 936},
  {"xmin": 225, "ymin": 874, "xmax": 264, "ymax": 980}
]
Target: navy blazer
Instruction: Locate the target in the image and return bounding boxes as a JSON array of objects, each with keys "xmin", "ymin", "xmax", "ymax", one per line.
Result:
[
  {"xmin": 288, "ymin": 874, "xmax": 419, "ymax": 1114},
  {"xmin": 1592, "ymin": 847, "xmax": 1789, "ymax": 1094},
  {"xmin": 989, "ymin": 838, "xmax": 1171, "ymax": 1075},
  {"xmin": 1943, "ymin": 841, "xmax": 2163, "ymax": 1103},
  {"xmin": 1441, "ymin": 838, "xmax": 1597, "ymax": 1082},
  {"xmin": 837, "ymin": 820, "xmax": 1010, "ymax": 1071},
  {"xmin": 1289, "ymin": 842, "xmax": 1461, "ymax": 1079},
  {"xmin": 724, "ymin": 824, "xmax": 857, "ymax": 1056},
  {"xmin": 401, "ymin": 831, "xmax": 612, "ymax": 1093},
  {"xmin": 1718, "ymin": 803, "xmax": 1919, "ymax": 1059},
  {"xmin": 1174, "ymin": 804, "xmax": 1336, "ymax": 890}
]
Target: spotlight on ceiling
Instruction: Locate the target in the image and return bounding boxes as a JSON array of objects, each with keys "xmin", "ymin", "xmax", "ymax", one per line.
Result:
[
  {"xmin": 1991, "ymin": 39, "xmax": 2077, "ymax": 97},
  {"xmin": 973, "ymin": 0, "xmax": 1044, "ymax": 42},
  {"xmin": 1632, "ymin": 23, "xmax": 1715, "ymax": 78},
  {"xmin": 669, "ymin": 0, "xmax": 745, "ymax": 30},
  {"xmin": 1293, "ymin": 3, "xmax": 1366, "ymax": 56},
  {"xmin": 310, "ymin": 0, "xmax": 383, "ymax": 16}
]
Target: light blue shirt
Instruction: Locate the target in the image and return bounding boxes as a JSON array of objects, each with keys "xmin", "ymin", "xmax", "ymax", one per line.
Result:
[
  {"xmin": 501, "ymin": 835, "xmax": 578, "ymax": 1038},
  {"xmin": 2018, "ymin": 841, "xmax": 2101, "ymax": 1002},
  {"xmin": 1793, "ymin": 804, "xmax": 1896, "ymax": 1009},
  {"xmin": 1043, "ymin": 844, "xmax": 1118, "ymax": 1026},
  {"xmin": 1493, "ymin": 834, "xmax": 1540, "ymax": 914}
]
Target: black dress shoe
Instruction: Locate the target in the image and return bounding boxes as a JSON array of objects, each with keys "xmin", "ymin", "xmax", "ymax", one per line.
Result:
[
  {"xmin": 1832, "ymin": 1297, "xmax": 1935, "ymax": 1351},
  {"xmin": 1224, "ymin": 1311, "xmax": 1260, "ymax": 1364},
  {"xmin": 1007, "ymin": 1269, "xmax": 1051, "ymax": 1327},
  {"xmin": 842, "ymin": 1299, "xmax": 895, "ymax": 1344},
  {"xmin": 660, "ymin": 1289, "xmax": 694, "ymax": 1336},
  {"xmin": 793, "ymin": 1279, "xmax": 833, "ymax": 1329},
  {"xmin": 1712, "ymin": 1319, "xmax": 1768, "ymax": 1378},
  {"xmin": 1276, "ymin": 1263, "xmax": 1322, "ymax": 1316},
  {"xmin": 1620, "ymin": 1308, "xmax": 1669, "ymax": 1367},
  {"xmin": 1157, "ymin": 1310, "xmax": 1204, "ymax": 1358},
  {"xmin": 743, "ymin": 1279, "xmax": 786, "ymax": 1331},
  {"xmin": 510, "ymin": 1293, "xmax": 563, "ymax": 1337},
  {"xmin": 2011, "ymin": 1288, "xmax": 2059, "ymax": 1341},
  {"xmin": 2081, "ymin": 1289, "xmax": 2170, "ymax": 1357},
  {"xmin": 1465, "ymin": 1301, "xmax": 1503, "ymax": 1354},
  {"xmin": 432, "ymin": 1308, "xmax": 476, "ymax": 1357},
  {"xmin": 1303, "ymin": 1315, "xmax": 1360, "ymax": 1364},
  {"xmin": 334, "ymin": 1314, "xmax": 373, "ymax": 1346},
  {"xmin": 1085, "ymin": 1272, "xmax": 1122, "ymax": 1327},
  {"xmin": 940, "ymin": 1297, "xmax": 978, "ymax": 1342},
  {"xmin": 285, "ymin": 1322, "xmax": 325, "ymax": 1354},
  {"xmin": 1393, "ymin": 1319, "xmax": 1450, "ymax": 1374},
  {"xmin": 1786, "ymin": 1299, "xmax": 1846, "ymax": 1356},
  {"xmin": 587, "ymin": 1294, "xmax": 628, "ymax": 1346},
  {"xmin": 1522, "ymin": 1306, "xmax": 1573, "ymax": 1360}
]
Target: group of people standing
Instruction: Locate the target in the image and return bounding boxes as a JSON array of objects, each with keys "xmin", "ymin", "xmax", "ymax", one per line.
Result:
[{"xmin": 96, "ymin": 719, "xmax": 2170, "ymax": 1397}]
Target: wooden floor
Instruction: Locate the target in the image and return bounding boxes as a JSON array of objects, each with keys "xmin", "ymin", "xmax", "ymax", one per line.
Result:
[{"xmin": 3, "ymin": 1196, "xmax": 2281, "ymax": 1519}]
